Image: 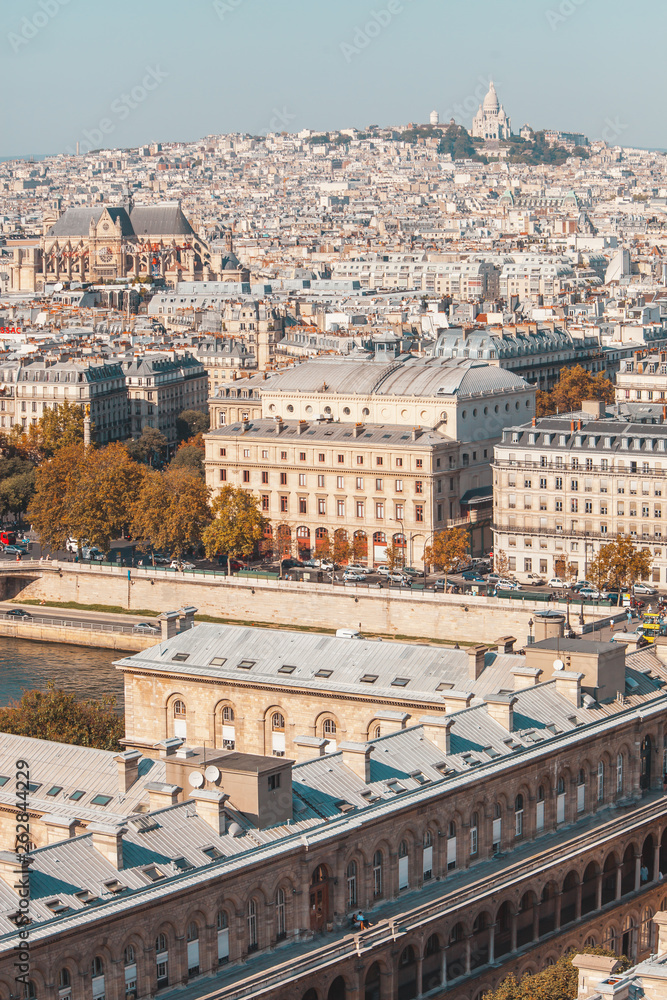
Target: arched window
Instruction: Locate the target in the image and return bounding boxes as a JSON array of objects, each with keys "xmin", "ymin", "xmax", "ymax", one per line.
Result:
[
  {"xmin": 598, "ymin": 761, "xmax": 605, "ymax": 803},
  {"xmin": 59, "ymin": 970, "xmax": 71, "ymax": 990},
  {"xmin": 323, "ymin": 719, "xmax": 337, "ymax": 734},
  {"xmin": 217, "ymin": 911, "xmax": 229, "ymax": 966},
  {"xmin": 271, "ymin": 713, "xmax": 286, "ymax": 757},
  {"xmin": 617, "ymin": 753, "xmax": 624, "ymax": 794},
  {"xmin": 220, "ymin": 705, "xmax": 235, "ymax": 750},
  {"xmin": 172, "ymin": 699, "xmax": 186, "ymax": 739},
  {"xmin": 493, "ymin": 803, "xmax": 502, "ymax": 852},
  {"xmin": 186, "ymin": 921, "xmax": 200, "ymax": 977},
  {"xmin": 398, "ymin": 839, "xmax": 409, "ymax": 890},
  {"xmin": 536, "ymin": 785, "xmax": 545, "ymax": 832},
  {"xmin": 515, "ymin": 794, "xmax": 524, "ymax": 838},
  {"xmin": 557, "ymin": 776, "xmax": 566, "ymax": 823},
  {"xmin": 373, "ymin": 850, "xmax": 383, "ymax": 898},
  {"xmin": 156, "ymin": 933, "xmax": 169, "ymax": 989},
  {"xmin": 470, "ymin": 811, "xmax": 479, "ymax": 856},
  {"xmin": 584, "ymin": 936, "xmax": 597, "ymax": 949},
  {"xmin": 247, "ymin": 898, "xmax": 258, "ymax": 951},
  {"xmin": 173, "ymin": 700, "xmax": 186, "ymax": 717},
  {"xmin": 26, "ymin": 983, "xmax": 36, "ymax": 1000},
  {"xmin": 347, "ymin": 860, "xmax": 357, "ymax": 908},
  {"xmin": 423, "ymin": 830, "xmax": 433, "ymax": 880},
  {"xmin": 222, "ymin": 706, "xmax": 234, "ymax": 722},
  {"xmin": 372, "ymin": 724, "xmax": 381, "ymax": 739},
  {"xmin": 577, "ymin": 769, "xmax": 586, "ymax": 814},
  {"xmin": 276, "ymin": 887, "xmax": 286, "ymax": 940},
  {"xmin": 123, "ymin": 946, "xmax": 137, "ymax": 999},
  {"xmin": 91, "ymin": 957, "xmax": 105, "ymax": 1000},
  {"xmin": 447, "ymin": 821, "xmax": 457, "ymax": 869},
  {"xmin": 322, "ymin": 718, "xmax": 337, "ymax": 754}
]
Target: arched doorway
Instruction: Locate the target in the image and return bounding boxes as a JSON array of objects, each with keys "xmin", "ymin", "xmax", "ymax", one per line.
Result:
[
  {"xmin": 422, "ymin": 934, "xmax": 442, "ymax": 991},
  {"xmin": 470, "ymin": 912, "xmax": 491, "ymax": 969},
  {"xmin": 296, "ymin": 526, "xmax": 311, "ymax": 559},
  {"xmin": 372, "ymin": 531, "xmax": 387, "ymax": 564},
  {"xmin": 364, "ymin": 963, "xmax": 381, "ymax": 1000},
  {"xmin": 641, "ymin": 834, "xmax": 656, "ymax": 883},
  {"xmin": 315, "ymin": 527, "xmax": 330, "ymax": 558},
  {"xmin": 397, "ymin": 945, "xmax": 417, "ymax": 1000},
  {"xmin": 276, "ymin": 524, "xmax": 292, "ymax": 560},
  {"xmin": 622, "ymin": 917, "xmax": 637, "ymax": 962},
  {"xmin": 302, "ymin": 991, "xmax": 318, "ymax": 1000},
  {"xmin": 561, "ymin": 870, "xmax": 579, "ymax": 925},
  {"xmin": 327, "ymin": 977, "xmax": 346, "ymax": 1000},
  {"xmin": 447, "ymin": 922, "xmax": 466, "ymax": 980},
  {"xmin": 603, "ymin": 852, "xmax": 619, "ymax": 904},
  {"xmin": 516, "ymin": 891, "xmax": 537, "ymax": 947},
  {"xmin": 581, "ymin": 862, "xmax": 600, "ymax": 915},
  {"xmin": 495, "ymin": 901, "xmax": 512, "ymax": 958},
  {"xmin": 539, "ymin": 882, "xmax": 558, "ymax": 936},
  {"xmin": 641, "ymin": 736, "xmax": 652, "ymax": 790},
  {"xmin": 310, "ymin": 864, "xmax": 331, "ymax": 932},
  {"xmin": 352, "ymin": 530, "xmax": 368, "ymax": 565},
  {"xmin": 621, "ymin": 845, "xmax": 635, "ymax": 895}
]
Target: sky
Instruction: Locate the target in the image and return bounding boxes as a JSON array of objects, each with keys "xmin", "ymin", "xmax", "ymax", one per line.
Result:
[{"xmin": 2, "ymin": 0, "xmax": 665, "ymax": 157}]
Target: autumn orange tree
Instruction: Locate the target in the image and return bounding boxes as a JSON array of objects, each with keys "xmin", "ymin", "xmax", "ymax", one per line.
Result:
[
  {"xmin": 28, "ymin": 442, "xmax": 143, "ymax": 552},
  {"xmin": 536, "ymin": 365, "xmax": 613, "ymax": 418},
  {"xmin": 132, "ymin": 466, "xmax": 211, "ymax": 558},
  {"xmin": 202, "ymin": 484, "xmax": 267, "ymax": 574},
  {"xmin": 424, "ymin": 526, "xmax": 469, "ymax": 589},
  {"xmin": 0, "ymin": 682, "xmax": 123, "ymax": 751},
  {"xmin": 480, "ymin": 950, "xmax": 628, "ymax": 1000},
  {"xmin": 589, "ymin": 534, "xmax": 652, "ymax": 598}
]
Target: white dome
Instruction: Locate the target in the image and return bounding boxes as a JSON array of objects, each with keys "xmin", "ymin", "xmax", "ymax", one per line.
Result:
[{"xmin": 483, "ymin": 81, "xmax": 499, "ymax": 112}]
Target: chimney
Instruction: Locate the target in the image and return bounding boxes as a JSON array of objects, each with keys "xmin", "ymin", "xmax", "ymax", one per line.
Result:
[
  {"xmin": 115, "ymin": 749, "xmax": 142, "ymax": 793},
  {"xmin": 581, "ymin": 399, "xmax": 603, "ymax": 419},
  {"xmin": 0, "ymin": 851, "xmax": 32, "ymax": 890},
  {"xmin": 443, "ymin": 690, "xmax": 473, "ymax": 713},
  {"xmin": 570, "ymin": 419, "xmax": 575, "ymax": 432},
  {"xmin": 89, "ymin": 823, "xmax": 126, "ymax": 869},
  {"xmin": 419, "ymin": 715, "xmax": 454, "ymax": 753},
  {"xmin": 146, "ymin": 781, "xmax": 182, "ymax": 809},
  {"xmin": 155, "ymin": 737, "xmax": 183, "ymax": 757},
  {"xmin": 467, "ymin": 644, "xmax": 487, "ymax": 680},
  {"xmin": 485, "ymin": 693, "xmax": 517, "ymax": 731},
  {"xmin": 339, "ymin": 742, "xmax": 373, "ymax": 782},
  {"xmin": 571, "ymin": 955, "xmax": 623, "ymax": 999},
  {"xmin": 373, "ymin": 711, "xmax": 409, "ymax": 734},
  {"xmin": 577, "ymin": 419, "xmax": 582, "ymax": 431},
  {"xmin": 241, "ymin": 417, "xmax": 249, "ymax": 432},
  {"xmin": 43, "ymin": 815, "xmax": 78, "ymax": 844},
  {"xmin": 554, "ymin": 669, "xmax": 583, "ymax": 707},
  {"xmin": 496, "ymin": 635, "xmax": 516, "ymax": 654},
  {"xmin": 178, "ymin": 606, "xmax": 197, "ymax": 631},
  {"xmin": 411, "ymin": 426, "xmax": 422, "ymax": 441},
  {"xmin": 532, "ymin": 417, "xmax": 536, "ymax": 427},
  {"xmin": 158, "ymin": 610, "xmax": 180, "ymax": 641},
  {"xmin": 274, "ymin": 415, "xmax": 284, "ymax": 433},
  {"xmin": 297, "ymin": 420, "xmax": 308, "ymax": 434},
  {"xmin": 192, "ymin": 790, "xmax": 229, "ymax": 835},
  {"xmin": 353, "ymin": 422, "xmax": 364, "ymax": 437},
  {"xmin": 292, "ymin": 736, "xmax": 328, "ymax": 763},
  {"xmin": 512, "ymin": 666, "xmax": 542, "ymax": 690}
]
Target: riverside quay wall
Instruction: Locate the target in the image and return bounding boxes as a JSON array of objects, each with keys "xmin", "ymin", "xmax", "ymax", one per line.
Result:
[{"xmin": 7, "ymin": 562, "xmax": 611, "ymax": 645}]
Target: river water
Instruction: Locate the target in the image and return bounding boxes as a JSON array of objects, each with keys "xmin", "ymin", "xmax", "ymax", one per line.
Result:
[{"xmin": 0, "ymin": 637, "xmax": 125, "ymax": 709}]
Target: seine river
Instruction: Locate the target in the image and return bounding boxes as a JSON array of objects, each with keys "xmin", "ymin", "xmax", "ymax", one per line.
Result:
[{"xmin": 0, "ymin": 637, "xmax": 125, "ymax": 710}]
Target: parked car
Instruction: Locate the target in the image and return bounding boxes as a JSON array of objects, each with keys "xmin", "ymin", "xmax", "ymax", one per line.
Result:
[
  {"xmin": 376, "ymin": 565, "xmax": 391, "ymax": 577},
  {"xmin": 228, "ymin": 558, "xmax": 247, "ymax": 573},
  {"xmin": 572, "ymin": 580, "xmax": 594, "ymax": 593},
  {"xmin": 82, "ymin": 547, "xmax": 105, "ymax": 561},
  {"xmin": 343, "ymin": 570, "xmax": 367, "ymax": 582},
  {"xmin": 388, "ymin": 572, "xmax": 411, "ymax": 585},
  {"xmin": 433, "ymin": 578, "xmax": 448, "ymax": 591},
  {"xmin": 633, "ymin": 582, "xmax": 658, "ymax": 596},
  {"xmin": 486, "ymin": 572, "xmax": 501, "ymax": 585},
  {"xmin": 402, "ymin": 566, "xmax": 424, "ymax": 578},
  {"xmin": 548, "ymin": 577, "xmax": 568, "ymax": 589},
  {"xmin": 345, "ymin": 564, "xmax": 367, "ymax": 574},
  {"xmin": 578, "ymin": 587, "xmax": 601, "ymax": 600},
  {"xmin": 132, "ymin": 622, "xmax": 161, "ymax": 636},
  {"xmin": 1, "ymin": 545, "xmax": 23, "ymax": 556},
  {"xmin": 525, "ymin": 574, "xmax": 545, "ymax": 585},
  {"xmin": 460, "ymin": 570, "xmax": 485, "ymax": 582},
  {"xmin": 6, "ymin": 608, "xmax": 32, "ymax": 619},
  {"xmin": 170, "ymin": 560, "xmax": 195, "ymax": 571},
  {"xmin": 496, "ymin": 578, "xmax": 521, "ymax": 591}
]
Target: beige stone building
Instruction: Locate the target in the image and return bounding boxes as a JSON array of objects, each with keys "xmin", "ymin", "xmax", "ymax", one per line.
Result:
[
  {"xmin": 123, "ymin": 353, "xmax": 207, "ymax": 444},
  {"xmin": 493, "ymin": 401, "xmax": 667, "ymax": 584},
  {"xmin": 616, "ymin": 350, "xmax": 667, "ymax": 403},
  {"xmin": 205, "ymin": 355, "xmax": 535, "ymax": 565}
]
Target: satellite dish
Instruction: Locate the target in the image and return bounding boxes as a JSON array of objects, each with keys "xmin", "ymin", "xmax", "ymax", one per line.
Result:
[
  {"xmin": 553, "ymin": 658, "xmax": 565, "ymax": 672},
  {"xmin": 205, "ymin": 765, "xmax": 220, "ymax": 783},
  {"xmin": 188, "ymin": 771, "xmax": 204, "ymax": 788},
  {"xmin": 53, "ymin": 282, "xmax": 63, "ymax": 292}
]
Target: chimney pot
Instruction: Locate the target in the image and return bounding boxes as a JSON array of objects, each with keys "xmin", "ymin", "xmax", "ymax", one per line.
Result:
[
  {"xmin": 89, "ymin": 823, "xmax": 126, "ymax": 869},
  {"xmin": 115, "ymin": 749, "xmax": 142, "ymax": 793},
  {"xmin": 419, "ymin": 715, "xmax": 455, "ymax": 753},
  {"xmin": 485, "ymin": 694, "xmax": 517, "ymax": 731},
  {"xmin": 495, "ymin": 635, "xmax": 516, "ymax": 654},
  {"xmin": 554, "ymin": 669, "xmax": 583, "ymax": 708},
  {"xmin": 467, "ymin": 644, "xmax": 487, "ymax": 680},
  {"xmin": 339, "ymin": 741, "xmax": 373, "ymax": 782}
]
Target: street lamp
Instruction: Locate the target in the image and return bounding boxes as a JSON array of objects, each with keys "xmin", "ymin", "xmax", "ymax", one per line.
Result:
[
  {"xmin": 528, "ymin": 617, "xmax": 534, "ymax": 645},
  {"xmin": 394, "ymin": 517, "xmax": 407, "ymax": 569}
]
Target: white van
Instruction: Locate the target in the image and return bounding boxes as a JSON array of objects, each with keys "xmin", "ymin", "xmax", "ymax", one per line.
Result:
[{"xmin": 335, "ymin": 628, "xmax": 362, "ymax": 640}]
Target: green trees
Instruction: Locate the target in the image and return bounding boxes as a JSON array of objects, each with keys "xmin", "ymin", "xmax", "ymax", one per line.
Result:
[
  {"xmin": 176, "ymin": 409, "xmax": 209, "ymax": 442},
  {"xmin": 132, "ymin": 467, "xmax": 211, "ymax": 558},
  {"xmin": 0, "ymin": 683, "xmax": 124, "ymax": 751},
  {"xmin": 38, "ymin": 400, "xmax": 85, "ymax": 457},
  {"xmin": 125, "ymin": 427, "xmax": 168, "ymax": 467},
  {"xmin": 203, "ymin": 484, "xmax": 267, "ymax": 573},
  {"xmin": 481, "ymin": 951, "xmax": 628, "ymax": 1000}
]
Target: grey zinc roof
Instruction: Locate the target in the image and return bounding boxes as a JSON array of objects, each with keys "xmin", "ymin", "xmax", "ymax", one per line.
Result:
[
  {"xmin": 259, "ymin": 356, "xmax": 529, "ymax": 399},
  {"xmin": 46, "ymin": 207, "xmax": 106, "ymax": 238},
  {"xmin": 207, "ymin": 419, "xmax": 450, "ymax": 449},
  {"xmin": 130, "ymin": 203, "xmax": 194, "ymax": 237}
]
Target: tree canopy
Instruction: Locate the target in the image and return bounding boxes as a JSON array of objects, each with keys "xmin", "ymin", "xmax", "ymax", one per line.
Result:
[
  {"xmin": 28, "ymin": 442, "xmax": 143, "ymax": 551},
  {"xmin": 176, "ymin": 409, "xmax": 209, "ymax": 442},
  {"xmin": 203, "ymin": 484, "xmax": 267, "ymax": 567},
  {"xmin": 169, "ymin": 442, "xmax": 204, "ymax": 478},
  {"xmin": 589, "ymin": 534, "xmax": 652, "ymax": 594},
  {"xmin": 536, "ymin": 365, "xmax": 614, "ymax": 417},
  {"xmin": 38, "ymin": 400, "xmax": 85, "ymax": 457},
  {"xmin": 0, "ymin": 683, "xmax": 124, "ymax": 751},
  {"xmin": 132, "ymin": 466, "xmax": 211, "ymax": 557},
  {"xmin": 424, "ymin": 526, "xmax": 469, "ymax": 582},
  {"xmin": 125, "ymin": 427, "xmax": 168, "ymax": 467},
  {"xmin": 481, "ymin": 950, "xmax": 628, "ymax": 1000}
]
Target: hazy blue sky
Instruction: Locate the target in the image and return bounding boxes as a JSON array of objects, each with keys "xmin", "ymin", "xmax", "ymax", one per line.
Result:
[{"xmin": 3, "ymin": 0, "xmax": 664, "ymax": 156}]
